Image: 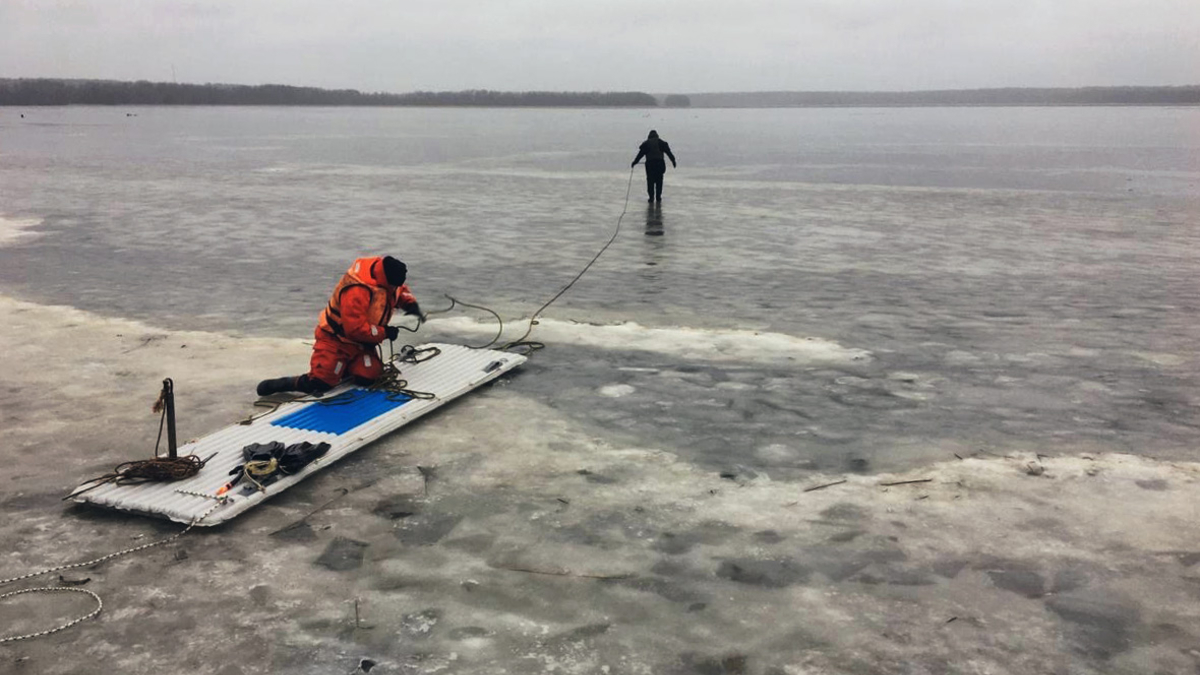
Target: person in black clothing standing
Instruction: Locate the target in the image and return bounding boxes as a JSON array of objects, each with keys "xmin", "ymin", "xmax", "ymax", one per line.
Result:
[{"xmin": 631, "ymin": 130, "xmax": 677, "ymax": 203}]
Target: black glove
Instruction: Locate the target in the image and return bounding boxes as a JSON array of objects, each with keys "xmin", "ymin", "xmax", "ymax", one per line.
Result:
[
  {"xmin": 403, "ymin": 301, "xmax": 422, "ymax": 318},
  {"xmin": 631, "ymin": 160, "xmax": 638, "ymax": 168},
  {"xmin": 671, "ymin": 160, "xmax": 677, "ymax": 168},
  {"xmin": 385, "ymin": 325, "xmax": 399, "ymax": 341}
]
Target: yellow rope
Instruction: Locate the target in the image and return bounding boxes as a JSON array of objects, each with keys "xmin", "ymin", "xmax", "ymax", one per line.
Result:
[{"xmin": 242, "ymin": 458, "xmax": 279, "ymax": 492}]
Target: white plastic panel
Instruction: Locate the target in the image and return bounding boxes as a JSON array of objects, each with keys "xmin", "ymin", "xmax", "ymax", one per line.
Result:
[{"xmin": 70, "ymin": 344, "xmax": 525, "ymax": 526}]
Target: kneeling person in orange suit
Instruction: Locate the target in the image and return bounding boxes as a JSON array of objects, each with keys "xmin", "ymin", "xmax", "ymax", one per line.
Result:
[{"xmin": 256, "ymin": 255, "xmax": 422, "ymax": 396}]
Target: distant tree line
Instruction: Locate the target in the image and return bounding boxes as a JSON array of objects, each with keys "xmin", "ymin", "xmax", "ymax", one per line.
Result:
[
  {"xmin": 0, "ymin": 79, "xmax": 660, "ymax": 107},
  {"xmin": 393, "ymin": 89, "xmax": 659, "ymax": 107},
  {"xmin": 7, "ymin": 79, "xmax": 1193, "ymax": 108},
  {"xmin": 687, "ymin": 86, "xmax": 1200, "ymax": 108}
]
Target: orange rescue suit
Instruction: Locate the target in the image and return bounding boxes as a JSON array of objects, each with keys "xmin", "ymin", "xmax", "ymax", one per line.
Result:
[{"xmin": 308, "ymin": 256, "xmax": 418, "ymax": 388}]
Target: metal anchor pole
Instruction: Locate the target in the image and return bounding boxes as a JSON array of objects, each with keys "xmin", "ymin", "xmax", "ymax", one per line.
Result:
[{"xmin": 162, "ymin": 378, "xmax": 177, "ymax": 459}]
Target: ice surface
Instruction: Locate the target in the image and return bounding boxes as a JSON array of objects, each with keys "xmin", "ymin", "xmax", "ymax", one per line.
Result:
[{"xmin": 2, "ymin": 106, "xmax": 1199, "ymax": 674}]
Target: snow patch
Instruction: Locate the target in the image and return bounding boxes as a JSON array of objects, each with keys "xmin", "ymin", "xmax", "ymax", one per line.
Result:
[
  {"xmin": 0, "ymin": 216, "xmax": 43, "ymax": 246},
  {"xmin": 430, "ymin": 316, "xmax": 871, "ymax": 366}
]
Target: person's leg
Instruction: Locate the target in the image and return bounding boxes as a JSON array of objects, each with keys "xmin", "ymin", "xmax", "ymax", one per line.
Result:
[
  {"xmin": 305, "ymin": 337, "xmax": 354, "ymax": 390},
  {"xmin": 653, "ymin": 172, "xmax": 664, "ymax": 201},
  {"xmin": 256, "ymin": 337, "xmax": 343, "ymax": 396},
  {"xmin": 293, "ymin": 373, "xmax": 332, "ymax": 394},
  {"xmin": 256, "ymin": 375, "xmax": 300, "ymax": 396},
  {"xmin": 644, "ymin": 167, "xmax": 655, "ymax": 202},
  {"xmin": 346, "ymin": 346, "xmax": 384, "ymax": 386}
]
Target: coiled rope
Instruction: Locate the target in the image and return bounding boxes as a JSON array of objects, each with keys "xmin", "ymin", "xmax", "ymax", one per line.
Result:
[
  {"xmin": 241, "ymin": 457, "xmax": 279, "ymax": 492},
  {"xmin": 359, "ymin": 342, "xmax": 439, "ymax": 403},
  {"xmin": 68, "ymin": 454, "xmax": 208, "ymax": 494},
  {"xmin": 65, "ymin": 391, "xmax": 216, "ymax": 500}
]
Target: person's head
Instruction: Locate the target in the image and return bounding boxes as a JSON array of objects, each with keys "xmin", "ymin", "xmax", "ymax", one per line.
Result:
[
  {"xmin": 382, "ymin": 256, "xmax": 407, "ymax": 287},
  {"xmin": 648, "ymin": 130, "xmax": 659, "ymax": 139}
]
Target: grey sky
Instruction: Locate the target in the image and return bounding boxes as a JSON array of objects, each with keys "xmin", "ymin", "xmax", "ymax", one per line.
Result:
[{"xmin": 2, "ymin": 0, "xmax": 1197, "ymax": 92}]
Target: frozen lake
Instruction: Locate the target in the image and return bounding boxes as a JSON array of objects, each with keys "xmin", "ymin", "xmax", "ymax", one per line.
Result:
[
  {"xmin": 1, "ymin": 105, "xmax": 1199, "ymax": 473},
  {"xmin": 3, "ymin": 105, "xmax": 1200, "ymax": 674}
]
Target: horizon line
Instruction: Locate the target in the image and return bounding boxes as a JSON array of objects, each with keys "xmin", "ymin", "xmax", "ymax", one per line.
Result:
[{"xmin": 2, "ymin": 76, "xmax": 1199, "ymax": 96}]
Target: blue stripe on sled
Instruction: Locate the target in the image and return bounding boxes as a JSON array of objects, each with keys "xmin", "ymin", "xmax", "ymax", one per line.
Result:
[{"xmin": 271, "ymin": 389, "xmax": 412, "ymax": 435}]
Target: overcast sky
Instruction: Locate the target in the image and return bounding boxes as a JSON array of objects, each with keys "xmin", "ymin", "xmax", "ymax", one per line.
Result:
[{"xmin": 2, "ymin": 0, "xmax": 1197, "ymax": 93}]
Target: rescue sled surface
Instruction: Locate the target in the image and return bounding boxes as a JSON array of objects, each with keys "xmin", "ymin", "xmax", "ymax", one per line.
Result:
[{"xmin": 70, "ymin": 343, "xmax": 525, "ymax": 526}]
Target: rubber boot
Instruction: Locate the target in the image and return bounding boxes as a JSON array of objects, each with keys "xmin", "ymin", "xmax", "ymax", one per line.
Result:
[
  {"xmin": 256, "ymin": 376, "xmax": 298, "ymax": 397},
  {"xmin": 295, "ymin": 374, "xmax": 332, "ymax": 395}
]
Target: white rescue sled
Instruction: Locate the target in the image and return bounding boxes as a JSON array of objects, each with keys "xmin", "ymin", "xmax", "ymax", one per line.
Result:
[{"xmin": 70, "ymin": 343, "xmax": 525, "ymax": 526}]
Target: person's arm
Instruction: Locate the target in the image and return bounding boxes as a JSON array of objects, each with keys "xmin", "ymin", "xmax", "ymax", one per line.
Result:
[
  {"xmin": 338, "ymin": 286, "xmax": 390, "ymax": 344},
  {"xmin": 663, "ymin": 142, "xmax": 676, "ymax": 167},
  {"xmin": 393, "ymin": 284, "xmax": 421, "ymax": 317},
  {"xmin": 631, "ymin": 145, "xmax": 646, "ymax": 167}
]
